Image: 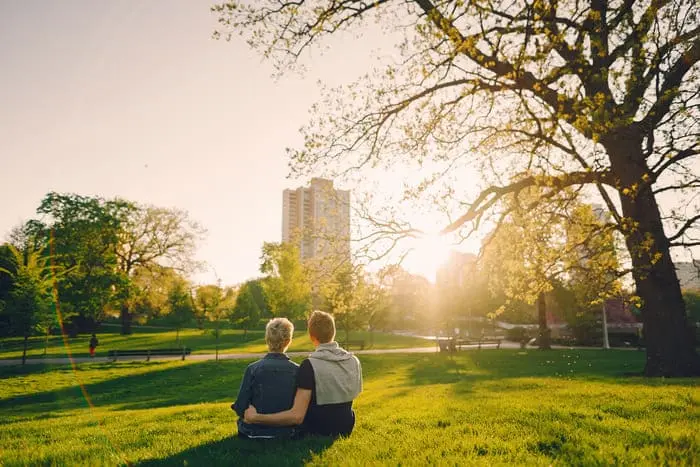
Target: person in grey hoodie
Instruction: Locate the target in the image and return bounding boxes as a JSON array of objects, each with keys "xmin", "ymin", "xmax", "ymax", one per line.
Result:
[{"xmin": 244, "ymin": 310, "xmax": 362, "ymax": 437}]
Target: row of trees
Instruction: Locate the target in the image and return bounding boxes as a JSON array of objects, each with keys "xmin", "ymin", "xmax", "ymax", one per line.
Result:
[
  {"xmin": 2, "ymin": 188, "xmax": 696, "ymax": 368},
  {"xmin": 0, "ymin": 192, "xmax": 208, "ymax": 360},
  {"xmin": 0, "ymin": 193, "xmax": 391, "ymax": 361},
  {"xmin": 2, "ymin": 192, "xmax": 205, "ymax": 333}
]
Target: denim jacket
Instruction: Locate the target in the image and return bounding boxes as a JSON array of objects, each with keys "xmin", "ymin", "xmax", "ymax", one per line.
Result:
[{"xmin": 233, "ymin": 353, "xmax": 299, "ymax": 438}]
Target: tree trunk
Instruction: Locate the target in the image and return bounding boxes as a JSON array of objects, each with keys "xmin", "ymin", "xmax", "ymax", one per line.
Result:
[
  {"xmin": 537, "ymin": 292, "xmax": 551, "ymax": 350},
  {"xmin": 22, "ymin": 335, "xmax": 28, "ymax": 365},
  {"xmin": 604, "ymin": 127, "xmax": 700, "ymax": 376},
  {"xmin": 44, "ymin": 328, "xmax": 49, "ymax": 356},
  {"xmin": 120, "ymin": 304, "xmax": 132, "ymax": 335}
]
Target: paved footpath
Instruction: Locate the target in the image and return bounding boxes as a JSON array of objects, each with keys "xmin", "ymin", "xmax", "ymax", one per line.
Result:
[
  {"xmin": 0, "ymin": 341, "xmax": 634, "ymax": 367},
  {"xmin": 0, "ymin": 346, "xmax": 448, "ymax": 366}
]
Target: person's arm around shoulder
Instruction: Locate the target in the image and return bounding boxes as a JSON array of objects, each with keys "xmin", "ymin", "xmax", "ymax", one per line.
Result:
[
  {"xmin": 244, "ymin": 358, "xmax": 314, "ymax": 426},
  {"xmin": 232, "ymin": 366, "xmax": 254, "ymax": 418},
  {"xmin": 244, "ymin": 387, "xmax": 312, "ymax": 426}
]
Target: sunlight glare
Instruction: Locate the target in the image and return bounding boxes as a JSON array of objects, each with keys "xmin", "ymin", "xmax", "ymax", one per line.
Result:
[{"xmin": 405, "ymin": 233, "xmax": 453, "ymax": 283}]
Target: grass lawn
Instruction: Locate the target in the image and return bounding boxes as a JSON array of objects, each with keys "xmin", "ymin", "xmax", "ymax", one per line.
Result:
[
  {"xmin": 0, "ymin": 350, "xmax": 697, "ymax": 465},
  {"xmin": 0, "ymin": 328, "xmax": 434, "ymax": 360}
]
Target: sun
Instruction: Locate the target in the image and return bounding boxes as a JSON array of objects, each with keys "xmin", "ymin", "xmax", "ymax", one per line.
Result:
[{"xmin": 404, "ymin": 233, "xmax": 453, "ymax": 283}]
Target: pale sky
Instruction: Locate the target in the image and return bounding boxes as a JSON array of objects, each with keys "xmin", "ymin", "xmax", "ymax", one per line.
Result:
[
  {"xmin": 6, "ymin": 2, "xmax": 680, "ymax": 288},
  {"xmin": 0, "ymin": 1, "xmax": 391, "ymax": 286}
]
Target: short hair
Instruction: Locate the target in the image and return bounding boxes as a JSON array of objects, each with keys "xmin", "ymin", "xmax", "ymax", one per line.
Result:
[
  {"xmin": 265, "ymin": 318, "xmax": 294, "ymax": 352},
  {"xmin": 308, "ymin": 310, "xmax": 335, "ymax": 344}
]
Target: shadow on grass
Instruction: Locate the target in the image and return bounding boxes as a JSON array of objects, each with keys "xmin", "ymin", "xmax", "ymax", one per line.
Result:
[
  {"xmin": 408, "ymin": 350, "xmax": 698, "ymax": 388},
  {"xmin": 1, "ymin": 351, "xmax": 695, "ymax": 424},
  {"xmin": 137, "ymin": 435, "xmax": 335, "ymax": 467},
  {"xmin": 0, "ymin": 360, "xmax": 252, "ymax": 420}
]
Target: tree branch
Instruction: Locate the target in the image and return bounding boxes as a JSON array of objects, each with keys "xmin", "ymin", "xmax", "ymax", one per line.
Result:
[
  {"xmin": 640, "ymin": 38, "xmax": 700, "ymax": 132},
  {"xmin": 668, "ymin": 214, "xmax": 700, "ymax": 242},
  {"xmin": 442, "ymin": 171, "xmax": 613, "ymax": 234}
]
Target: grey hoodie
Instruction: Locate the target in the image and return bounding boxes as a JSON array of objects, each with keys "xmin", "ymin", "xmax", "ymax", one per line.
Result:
[{"xmin": 308, "ymin": 342, "xmax": 363, "ymax": 405}]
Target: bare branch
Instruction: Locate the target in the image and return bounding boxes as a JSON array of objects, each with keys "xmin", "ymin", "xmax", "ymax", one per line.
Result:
[{"xmin": 443, "ymin": 170, "xmax": 613, "ymax": 234}]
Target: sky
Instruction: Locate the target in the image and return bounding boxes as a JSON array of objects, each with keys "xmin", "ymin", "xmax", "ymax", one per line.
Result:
[
  {"xmin": 0, "ymin": 0, "xmax": 402, "ymax": 286},
  {"xmin": 2, "ymin": 1, "xmax": 694, "ymax": 290}
]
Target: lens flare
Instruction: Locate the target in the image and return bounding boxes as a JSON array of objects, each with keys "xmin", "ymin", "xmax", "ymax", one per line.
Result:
[{"xmin": 49, "ymin": 228, "xmax": 129, "ymax": 465}]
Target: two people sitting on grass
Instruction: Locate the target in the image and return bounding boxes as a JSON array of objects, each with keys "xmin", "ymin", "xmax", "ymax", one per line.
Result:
[{"xmin": 232, "ymin": 311, "xmax": 363, "ymax": 439}]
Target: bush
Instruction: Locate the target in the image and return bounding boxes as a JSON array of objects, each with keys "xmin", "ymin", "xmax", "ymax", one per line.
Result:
[
  {"xmin": 567, "ymin": 319, "xmax": 602, "ymax": 346},
  {"xmin": 505, "ymin": 327, "xmax": 533, "ymax": 344}
]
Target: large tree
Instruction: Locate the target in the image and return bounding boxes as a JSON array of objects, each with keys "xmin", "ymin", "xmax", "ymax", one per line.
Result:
[
  {"xmin": 22, "ymin": 193, "xmax": 203, "ymax": 335},
  {"xmin": 216, "ymin": 0, "xmax": 700, "ymax": 376},
  {"xmin": 25, "ymin": 192, "xmax": 132, "ymax": 333},
  {"xmin": 116, "ymin": 206, "xmax": 203, "ymax": 334}
]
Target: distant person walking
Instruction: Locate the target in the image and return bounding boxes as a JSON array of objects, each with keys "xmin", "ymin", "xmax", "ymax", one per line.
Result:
[{"xmin": 89, "ymin": 334, "xmax": 99, "ymax": 358}]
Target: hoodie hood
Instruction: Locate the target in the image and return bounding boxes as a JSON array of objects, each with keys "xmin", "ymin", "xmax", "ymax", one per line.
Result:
[
  {"xmin": 308, "ymin": 342, "xmax": 356, "ymax": 362},
  {"xmin": 308, "ymin": 341, "xmax": 362, "ymax": 405}
]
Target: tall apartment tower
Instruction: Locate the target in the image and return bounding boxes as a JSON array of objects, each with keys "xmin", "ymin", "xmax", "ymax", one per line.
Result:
[{"xmin": 282, "ymin": 178, "xmax": 351, "ymax": 262}]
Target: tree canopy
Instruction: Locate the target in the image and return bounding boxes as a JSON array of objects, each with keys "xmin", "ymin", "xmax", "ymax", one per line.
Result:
[
  {"xmin": 25, "ymin": 192, "xmax": 132, "ymax": 331},
  {"xmin": 482, "ymin": 190, "xmax": 621, "ymax": 347},
  {"xmin": 231, "ymin": 279, "xmax": 267, "ymax": 335},
  {"xmin": 216, "ymin": 0, "xmax": 700, "ymax": 376},
  {"xmin": 5, "ymin": 192, "xmax": 203, "ymax": 335},
  {"xmin": 116, "ymin": 205, "xmax": 204, "ymax": 334},
  {"xmin": 0, "ymin": 243, "xmax": 59, "ymax": 363},
  {"xmin": 260, "ymin": 242, "xmax": 312, "ymax": 320}
]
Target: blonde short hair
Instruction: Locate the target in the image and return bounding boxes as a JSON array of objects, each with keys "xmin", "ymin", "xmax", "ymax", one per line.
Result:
[
  {"xmin": 308, "ymin": 310, "xmax": 335, "ymax": 344},
  {"xmin": 265, "ymin": 318, "xmax": 294, "ymax": 352}
]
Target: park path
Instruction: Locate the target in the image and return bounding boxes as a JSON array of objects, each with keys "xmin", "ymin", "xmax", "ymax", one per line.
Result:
[
  {"xmin": 0, "ymin": 341, "xmax": 636, "ymax": 367},
  {"xmin": 0, "ymin": 342, "xmax": 519, "ymax": 366},
  {"xmin": 0, "ymin": 346, "xmax": 446, "ymax": 366}
]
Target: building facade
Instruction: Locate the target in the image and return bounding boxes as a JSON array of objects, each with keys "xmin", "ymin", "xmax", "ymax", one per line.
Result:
[
  {"xmin": 675, "ymin": 261, "xmax": 700, "ymax": 290},
  {"xmin": 282, "ymin": 178, "xmax": 351, "ymax": 262}
]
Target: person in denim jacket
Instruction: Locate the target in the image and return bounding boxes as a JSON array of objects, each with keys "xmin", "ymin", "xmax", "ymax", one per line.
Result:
[{"xmin": 232, "ymin": 318, "xmax": 299, "ymax": 439}]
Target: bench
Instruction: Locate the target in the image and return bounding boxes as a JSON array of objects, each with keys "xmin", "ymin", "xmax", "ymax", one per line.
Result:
[
  {"xmin": 340, "ymin": 340, "xmax": 366, "ymax": 350},
  {"xmin": 438, "ymin": 338, "xmax": 502, "ymax": 352},
  {"xmin": 108, "ymin": 348, "xmax": 192, "ymax": 361}
]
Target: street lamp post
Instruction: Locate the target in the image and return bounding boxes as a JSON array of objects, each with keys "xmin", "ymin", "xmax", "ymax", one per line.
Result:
[{"xmin": 602, "ymin": 301, "xmax": 610, "ymax": 350}]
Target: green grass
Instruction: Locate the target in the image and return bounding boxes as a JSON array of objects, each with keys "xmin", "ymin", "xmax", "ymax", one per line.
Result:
[
  {"xmin": 0, "ymin": 328, "xmax": 433, "ymax": 360},
  {"xmin": 0, "ymin": 350, "xmax": 697, "ymax": 465}
]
